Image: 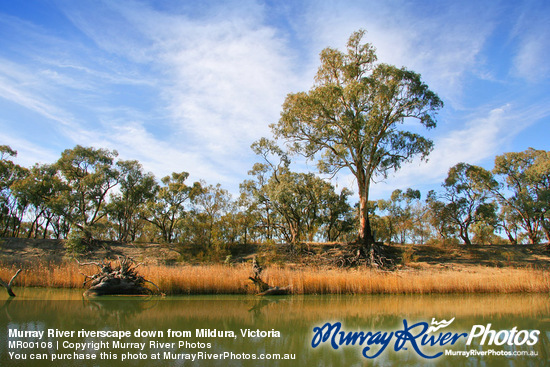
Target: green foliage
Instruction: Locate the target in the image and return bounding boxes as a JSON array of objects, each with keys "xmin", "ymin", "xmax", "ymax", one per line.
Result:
[
  {"xmin": 0, "ymin": 145, "xmax": 29, "ymax": 237},
  {"xmin": 1, "ymin": 143, "xmax": 548, "ymax": 253},
  {"xmin": 245, "ymin": 138, "xmax": 355, "ymax": 244},
  {"xmin": 271, "ymin": 30, "xmax": 442, "ymax": 244},
  {"xmin": 194, "ymin": 182, "xmax": 232, "ymax": 247},
  {"xmin": 106, "ymin": 160, "xmax": 156, "ymax": 242},
  {"xmin": 143, "ymin": 172, "xmax": 202, "ymax": 243},
  {"xmin": 10, "ymin": 164, "xmax": 65, "ymax": 239},
  {"xmin": 240, "ymin": 138, "xmax": 289, "ymax": 242},
  {"xmin": 424, "ymin": 237, "xmax": 461, "ymax": 248},
  {"xmin": 490, "ymin": 148, "xmax": 550, "ymax": 244},
  {"xmin": 55, "ymin": 145, "xmax": 120, "ymax": 239},
  {"xmin": 376, "ymin": 188, "xmax": 423, "ymax": 244},
  {"xmin": 436, "ymin": 163, "xmax": 497, "ymax": 245}
]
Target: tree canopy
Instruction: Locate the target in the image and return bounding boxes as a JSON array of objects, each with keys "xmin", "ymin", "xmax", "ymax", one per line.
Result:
[
  {"xmin": 434, "ymin": 163, "xmax": 497, "ymax": 246},
  {"xmin": 490, "ymin": 148, "xmax": 550, "ymax": 244},
  {"xmin": 0, "ymin": 142, "xmax": 548, "ymax": 249}
]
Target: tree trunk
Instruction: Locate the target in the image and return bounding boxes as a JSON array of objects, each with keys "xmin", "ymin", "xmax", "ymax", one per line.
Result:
[
  {"xmin": 503, "ymin": 227, "xmax": 517, "ymax": 245},
  {"xmin": 461, "ymin": 234, "xmax": 472, "ymax": 246},
  {"xmin": 27, "ymin": 218, "xmax": 37, "ymax": 238},
  {"xmin": 459, "ymin": 226, "xmax": 472, "ymax": 246},
  {"xmin": 42, "ymin": 216, "xmax": 52, "ymax": 239},
  {"xmin": 358, "ymin": 195, "xmax": 375, "ymax": 246},
  {"xmin": 526, "ymin": 228, "xmax": 538, "ymax": 244}
]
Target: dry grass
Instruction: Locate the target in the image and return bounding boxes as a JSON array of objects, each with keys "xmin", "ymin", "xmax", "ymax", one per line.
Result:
[
  {"xmin": 268, "ymin": 266, "xmax": 550, "ymax": 294},
  {"xmin": 1, "ymin": 262, "xmax": 549, "ymax": 295}
]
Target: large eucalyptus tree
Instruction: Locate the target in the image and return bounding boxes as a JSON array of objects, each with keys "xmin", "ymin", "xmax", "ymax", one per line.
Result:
[{"xmin": 271, "ymin": 30, "xmax": 443, "ymax": 249}]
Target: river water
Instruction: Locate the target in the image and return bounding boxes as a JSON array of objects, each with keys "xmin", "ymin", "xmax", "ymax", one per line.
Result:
[{"xmin": 1, "ymin": 289, "xmax": 548, "ymax": 366}]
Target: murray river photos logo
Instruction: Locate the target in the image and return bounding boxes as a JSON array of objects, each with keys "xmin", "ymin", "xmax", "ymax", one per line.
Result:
[{"xmin": 311, "ymin": 318, "xmax": 540, "ymax": 359}]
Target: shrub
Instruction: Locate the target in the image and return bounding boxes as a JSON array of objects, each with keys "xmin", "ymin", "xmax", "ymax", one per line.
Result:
[{"xmin": 65, "ymin": 230, "xmax": 90, "ymax": 254}]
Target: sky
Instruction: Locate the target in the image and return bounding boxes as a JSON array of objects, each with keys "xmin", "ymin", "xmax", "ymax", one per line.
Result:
[{"xmin": 0, "ymin": 0, "xmax": 549, "ymax": 201}]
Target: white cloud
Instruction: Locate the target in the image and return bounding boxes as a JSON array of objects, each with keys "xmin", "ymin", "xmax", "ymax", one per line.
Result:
[
  {"xmin": 61, "ymin": 1, "xmax": 297, "ymax": 188},
  {"xmin": 1, "ymin": 0, "xmax": 548, "ymax": 199},
  {"xmin": 295, "ymin": 0, "xmax": 498, "ymax": 108},
  {"xmin": 165, "ymin": 39, "xmax": 291, "ymax": 143},
  {"xmin": 0, "ymin": 130, "xmax": 59, "ymax": 167},
  {"xmin": 0, "ymin": 61, "xmax": 77, "ymax": 129},
  {"xmin": 1, "ymin": 1, "xmax": 298, "ymax": 191},
  {"xmin": 513, "ymin": 33, "xmax": 550, "ymax": 82},
  {"xmin": 510, "ymin": 0, "xmax": 550, "ymax": 82},
  {"xmin": 104, "ymin": 121, "xmax": 227, "ymax": 183}
]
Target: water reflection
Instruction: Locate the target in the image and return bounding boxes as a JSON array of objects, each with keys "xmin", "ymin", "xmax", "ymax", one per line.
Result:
[{"xmin": 0, "ymin": 290, "xmax": 548, "ymax": 366}]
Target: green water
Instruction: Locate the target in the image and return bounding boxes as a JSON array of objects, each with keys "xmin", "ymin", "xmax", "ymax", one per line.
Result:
[{"xmin": 1, "ymin": 289, "xmax": 548, "ymax": 366}]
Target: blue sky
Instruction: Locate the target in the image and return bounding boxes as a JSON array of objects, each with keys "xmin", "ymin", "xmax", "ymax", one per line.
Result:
[{"xmin": 1, "ymin": 0, "xmax": 549, "ymax": 200}]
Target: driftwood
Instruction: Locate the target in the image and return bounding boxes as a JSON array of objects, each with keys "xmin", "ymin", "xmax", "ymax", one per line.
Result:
[
  {"xmin": 248, "ymin": 257, "xmax": 290, "ymax": 296},
  {"xmin": 80, "ymin": 257, "xmax": 162, "ymax": 297},
  {"xmin": 0, "ymin": 269, "xmax": 22, "ymax": 297}
]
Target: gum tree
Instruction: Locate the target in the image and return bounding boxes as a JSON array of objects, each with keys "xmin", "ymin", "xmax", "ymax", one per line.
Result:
[
  {"xmin": 240, "ymin": 138, "xmax": 290, "ymax": 242},
  {"xmin": 0, "ymin": 146, "xmax": 29, "ymax": 237},
  {"xmin": 271, "ymin": 30, "xmax": 443, "ymax": 253},
  {"xmin": 489, "ymin": 148, "xmax": 549, "ymax": 244},
  {"xmin": 245, "ymin": 138, "xmax": 354, "ymax": 244},
  {"xmin": 377, "ymin": 188, "xmax": 421, "ymax": 244},
  {"xmin": 144, "ymin": 172, "xmax": 202, "ymax": 243},
  {"xmin": 11, "ymin": 163, "xmax": 64, "ymax": 238},
  {"xmin": 106, "ymin": 160, "xmax": 157, "ymax": 242},
  {"xmin": 438, "ymin": 163, "xmax": 497, "ymax": 245},
  {"xmin": 265, "ymin": 169, "xmax": 350, "ymax": 244},
  {"xmin": 55, "ymin": 145, "xmax": 120, "ymax": 240}
]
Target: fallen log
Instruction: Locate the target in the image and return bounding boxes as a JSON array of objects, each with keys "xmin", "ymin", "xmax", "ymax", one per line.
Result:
[
  {"xmin": 80, "ymin": 257, "xmax": 161, "ymax": 297},
  {"xmin": 84, "ymin": 278, "xmax": 153, "ymax": 297},
  {"xmin": 0, "ymin": 269, "xmax": 22, "ymax": 297},
  {"xmin": 256, "ymin": 286, "xmax": 291, "ymax": 296}
]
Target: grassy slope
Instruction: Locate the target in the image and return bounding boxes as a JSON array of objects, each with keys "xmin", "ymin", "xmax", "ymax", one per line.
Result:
[{"xmin": 1, "ymin": 237, "xmax": 549, "ymax": 269}]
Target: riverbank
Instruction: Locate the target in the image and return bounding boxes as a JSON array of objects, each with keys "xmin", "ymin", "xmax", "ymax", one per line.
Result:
[
  {"xmin": 1, "ymin": 238, "xmax": 549, "ymax": 295},
  {"xmin": 1, "ymin": 261, "xmax": 549, "ymax": 295}
]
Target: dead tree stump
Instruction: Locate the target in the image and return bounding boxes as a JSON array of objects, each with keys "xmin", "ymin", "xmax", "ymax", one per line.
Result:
[
  {"xmin": 248, "ymin": 257, "xmax": 290, "ymax": 296},
  {"xmin": 0, "ymin": 269, "xmax": 22, "ymax": 297}
]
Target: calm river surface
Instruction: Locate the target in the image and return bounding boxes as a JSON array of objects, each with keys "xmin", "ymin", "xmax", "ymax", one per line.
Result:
[{"xmin": 1, "ymin": 289, "xmax": 548, "ymax": 366}]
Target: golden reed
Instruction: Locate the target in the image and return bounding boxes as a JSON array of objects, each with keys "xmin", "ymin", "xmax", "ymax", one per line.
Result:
[{"xmin": 1, "ymin": 262, "xmax": 549, "ymax": 295}]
